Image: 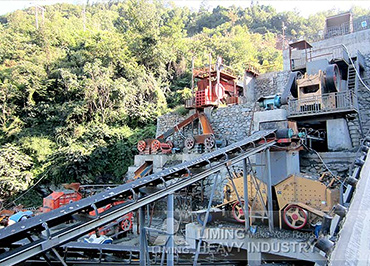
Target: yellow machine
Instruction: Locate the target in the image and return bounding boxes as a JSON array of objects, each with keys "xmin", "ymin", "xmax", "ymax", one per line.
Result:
[
  {"xmin": 296, "ymin": 71, "xmax": 337, "ymax": 112},
  {"xmin": 292, "ymin": 64, "xmax": 341, "ymax": 114},
  {"xmin": 223, "ymin": 172, "xmax": 340, "ymax": 230}
]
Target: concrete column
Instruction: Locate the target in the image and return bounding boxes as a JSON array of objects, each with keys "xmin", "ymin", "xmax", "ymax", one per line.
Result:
[
  {"xmin": 248, "ymin": 250, "xmax": 262, "ymax": 266},
  {"xmin": 326, "ymin": 118, "xmax": 352, "ymax": 151},
  {"xmin": 244, "ymin": 72, "xmax": 255, "ymax": 103}
]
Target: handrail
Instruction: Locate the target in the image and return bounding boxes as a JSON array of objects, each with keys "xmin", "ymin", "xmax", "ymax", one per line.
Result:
[{"xmin": 288, "ymin": 90, "xmax": 358, "ymax": 117}]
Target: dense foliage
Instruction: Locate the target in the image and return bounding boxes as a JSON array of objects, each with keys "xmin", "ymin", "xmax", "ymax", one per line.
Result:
[{"xmin": 0, "ymin": 0, "xmax": 369, "ymax": 206}]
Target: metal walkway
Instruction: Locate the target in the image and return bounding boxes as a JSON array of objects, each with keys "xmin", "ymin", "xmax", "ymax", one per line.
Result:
[{"xmin": 0, "ymin": 130, "xmax": 276, "ymax": 266}]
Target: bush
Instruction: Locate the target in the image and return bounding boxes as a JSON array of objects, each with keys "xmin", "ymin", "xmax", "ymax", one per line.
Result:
[{"xmin": 0, "ymin": 144, "xmax": 33, "ymax": 199}]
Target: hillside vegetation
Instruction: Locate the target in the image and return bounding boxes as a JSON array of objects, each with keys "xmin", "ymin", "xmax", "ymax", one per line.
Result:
[{"xmin": 0, "ymin": 0, "xmax": 369, "ymax": 206}]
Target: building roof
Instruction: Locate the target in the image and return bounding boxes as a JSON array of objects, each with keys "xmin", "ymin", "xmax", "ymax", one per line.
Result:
[
  {"xmin": 289, "ymin": 40, "xmax": 313, "ymax": 50},
  {"xmin": 326, "ymin": 12, "xmax": 352, "ymax": 28}
]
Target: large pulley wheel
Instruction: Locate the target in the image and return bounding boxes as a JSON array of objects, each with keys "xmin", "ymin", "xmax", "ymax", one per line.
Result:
[
  {"xmin": 151, "ymin": 139, "xmax": 161, "ymax": 153},
  {"xmin": 232, "ymin": 201, "xmax": 249, "ymax": 223},
  {"xmin": 184, "ymin": 137, "xmax": 195, "ymax": 149},
  {"xmin": 283, "ymin": 204, "xmax": 308, "ymax": 230},
  {"xmin": 325, "ymin": 64, "xmax": 340, "ymax": 92},
  {"xmin": 137, "ymin": 140, "xmax": 146, "ymax": 152},
  {"xmin": 204, "ymin": 136, "xmax": 215, "ymax": 149},
  {"xmin": 121, "ymin": 218, "xmax": 132, "ymax": 231}
]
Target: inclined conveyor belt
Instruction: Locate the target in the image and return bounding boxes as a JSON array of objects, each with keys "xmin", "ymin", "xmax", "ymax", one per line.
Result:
[{"xmin": 0, "ymin": 130, "xmax": 276, "ymax": 266}]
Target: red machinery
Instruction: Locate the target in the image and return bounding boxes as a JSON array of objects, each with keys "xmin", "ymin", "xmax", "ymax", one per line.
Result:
[
  {"xmin": 137, "ymin": 57, "xmax": 239, "ymax": 155},
  {"xmin": 88, "ymin": 201, "xmax": 133, "ymax": 236},
  {"xmin": 40, "ymin": 183, "xmax": 133, "ymax": 237},
  {"xmin": 186, "ymin": 57, "xmax": 242, "ymax": 109},
  {"xmin": 137, "ymin": 111, "xmax": 218, "ymax": 154},
  {"xmin": 40, "ymin": 183, "xmax": 82, "ymax": 213}
]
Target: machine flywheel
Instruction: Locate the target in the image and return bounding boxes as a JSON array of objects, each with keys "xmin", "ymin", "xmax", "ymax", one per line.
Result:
[{"xmin": 283, "ymin": 204, "xmax": 308, "ymax": 230}]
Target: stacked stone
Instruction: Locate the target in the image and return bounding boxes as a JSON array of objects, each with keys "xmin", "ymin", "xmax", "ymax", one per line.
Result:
[
  {"xmin": 299, "ymin": 152, "xmax": 356, "ymax": 178},
  {"xmin": 254, "ymin": 70, "xmax": 290, "ymax": 100},
  {"xmin": 357, "ymin": 54, "xmax": 370, "ymax": 136},
  {"xmin": 209, "ymin": 103, "xmax": 254, "ymax": 143},
  {"xmin": 156, "ymin": 104, "xmax": 255, "ymax": 147},
  {"xmin": 156, "ymin": 112, "xmax": 187, "ymax": 138}
]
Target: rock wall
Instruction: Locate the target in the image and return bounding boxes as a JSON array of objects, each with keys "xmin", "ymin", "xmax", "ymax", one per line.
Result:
[
  {"xmin": 156, "ymin": 104, "xmax": 254, "ymax": 146},
  {"xmin": 208, "ymin": 103, "xmax": 254, "ymax": 143},
  {"xmin": 156, "ymin": 112, "xmax": 187, "ymax": 138},
  {"xmin": 254, "ymin": 70, "xmax": 290, "ymax": 100},
  {"xmin": 299, "ymin": 151, "xmax": 357, "ymax": 178},
  {"xmin": 357, "ymin": 53, "xmax": 370, "ymax": 136}
]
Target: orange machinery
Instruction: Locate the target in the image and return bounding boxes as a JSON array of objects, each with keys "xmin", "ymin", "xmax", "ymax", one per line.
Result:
[
  {"xmin": 88, "ymin": 201, "xmax": 133, "ymax": 236},
  {"xmin": 41, "ymin": 183, "xmax": 82, "ymax": 213},
  {"xmin": 137, "ymin": 111, "xmax": 217, "ymax": 154}
]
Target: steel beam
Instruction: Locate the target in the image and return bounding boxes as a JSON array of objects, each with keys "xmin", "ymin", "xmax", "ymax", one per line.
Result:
[
  {"xmin": 193, "ymin": 173, "xmax": 220, "ymax": 266},
  {"xmin": 266, "ymin": 148, "xmax": 274, "ymax": 232},
  {"xmin": 167, "ymin": 194, "xmax": 174, "ymax": 266},
  {"xmin": 139, "ymin": 206, "xmax": 146, "ymax": 266},
  {"xmin": 243, "ymin": 158, "xmax": 250, "ymax": 232}
]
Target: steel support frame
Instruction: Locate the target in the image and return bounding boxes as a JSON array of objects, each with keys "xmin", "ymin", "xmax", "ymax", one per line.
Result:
[
  {"xmin": 193, "ymin": 173, "xmax": 220, "ymax": 266},
  {"xmin": 266, "ymin": 148, "xmax": 274, "ymax": 232},
  {"xmin": 139, "ymin": 206, "xmax": 146, "ymax": 266},
  {"xmin": 167, "ymin": 194, "xmax": 174, "ymax": 266},
  {"xmin": 242, "ymin": 159, "xmax": 250, "ymax": 232}
]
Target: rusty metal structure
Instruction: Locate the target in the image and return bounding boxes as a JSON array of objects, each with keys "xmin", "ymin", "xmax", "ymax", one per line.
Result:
[
  {"xmin": 185, "ymin": 56, "xmax": 242, "ymax": 109},
  {"xmin": 137, "ymin": 55, "xmax": 242, "ymax": 155},
  {"xmin": 137, "ymin": 111, "xmax": 218, "ymax": 154}
]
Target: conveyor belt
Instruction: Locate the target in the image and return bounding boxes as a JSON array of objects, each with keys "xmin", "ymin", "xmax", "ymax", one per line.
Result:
[{"xmin": 0, "ymin": 130, "xmax": 276, "ymax": 266}]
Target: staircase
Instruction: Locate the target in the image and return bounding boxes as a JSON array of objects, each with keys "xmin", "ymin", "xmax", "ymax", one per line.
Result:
[
  {"xmin": 347, "ymin": 118, "xmax": 361, "ymax": 148},
  {"xmin": 348, "ymin": 61, "xmax": 370, "ymax": 146},
  {"xmin": 347, "ymin": 64, "xmax": 356, "ymax": 91}
]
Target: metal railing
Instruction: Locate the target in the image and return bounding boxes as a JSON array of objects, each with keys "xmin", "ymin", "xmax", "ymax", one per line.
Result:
[
  {"xmin": 288, "ymin": 90, "xmax": 358, "ymax": 117},
  {"xmin": 324, "ymin": 17, "xmax": 370, "ymax": 39},
  {"xmin": 185, "ymin": 97, "xmax": 195, "ymax": 109},
  {"xmin": 324, "ymin": 22, "xmax": 352, "ymax": 39}
]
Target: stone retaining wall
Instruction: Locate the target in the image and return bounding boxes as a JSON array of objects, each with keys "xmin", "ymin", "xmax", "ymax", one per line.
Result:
[
  {"xmin": 156, "ymin": 103, "xmax": 254, "ymax": 146},
  {"xmin": 357, "ymin": 54, "xmax": 370, "ymax": 135},
  {"xmin": 299, "ymin": 151, "xmax": 357, "ymax": 178},
  {"xmin": 254, "ymin": 70, "xmax": 290, "ymax": 100}
]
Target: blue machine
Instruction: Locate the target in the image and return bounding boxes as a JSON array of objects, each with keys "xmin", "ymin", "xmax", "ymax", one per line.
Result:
[
  {"xmin": 8, "ymin": 211, "xmax": 33, "ymax": 223},
  {"xmin": 258, "ymin": 94, "xmax": 282, "ymax": 110}
]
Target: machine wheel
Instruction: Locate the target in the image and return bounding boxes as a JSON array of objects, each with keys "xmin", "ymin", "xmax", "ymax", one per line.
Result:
[
  {"xmin": 283, "ymin": 204, "xmax": 308, "ymax": 230},
  {"xmin": 232, "ymin": 201, "xmax": 249, "ymax": 223},
  {"xmin": 204, "ymin": 136, "xmax": 215, "ymax": 149},
  {"xmin": 184, "ymin": 137, "xmax": 195, "ymax": 150},
  {"xmin": 121, "ymin": 218, "xmax": 132, "ymax": 232},
  {"xmin": 137, "ymin": 140, "xmax": 146, "ymax": 152},
  {"xmin": 151, "ymin": 139, "xmax": 161, "ymax": 153},
  {"xmin": 325, "ymin": 64, "xmax": 340, "ymax": 92}
]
